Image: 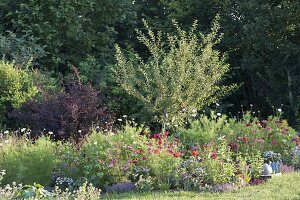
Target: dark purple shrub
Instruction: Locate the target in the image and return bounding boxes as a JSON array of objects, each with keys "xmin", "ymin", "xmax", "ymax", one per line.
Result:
[{"xmin": 11, "ymin": 81, "xmax": 115, "ymax": 141}]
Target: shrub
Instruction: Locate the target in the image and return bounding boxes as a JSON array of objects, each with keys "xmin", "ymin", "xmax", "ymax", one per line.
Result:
[
  {"xmin": 137, "ymin": 150, "xmax": 182, "ymax": 190},
  {"xmin": 200, "ymin": 137, "xmax": 237, "ymax": 185},
  {"xmin": 114, "ymin": 16, "xmax": 236, "ymax": 128},
  {"xmin": 177, "ymin": 112, "xmax": 235, "ymax": 147},
  {"xmin": 58, "ymin": 125, "xmax": 147, "ymax": 188},
  {"xmin": 0, "ymin": 134, "xmax": 58, "ymax": 186},
  {"xmin": 0, "ymin": 60, "xmax": 38, "ymax": 125},
  {"xmin": 12, "ymin": 81, "xmax": 115, "ymax": 141}
]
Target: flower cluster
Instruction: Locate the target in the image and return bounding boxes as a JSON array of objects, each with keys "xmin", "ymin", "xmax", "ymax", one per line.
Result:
[{"xmin": 55, "ymin": 176, "xmax": 74, "ymax": 187}]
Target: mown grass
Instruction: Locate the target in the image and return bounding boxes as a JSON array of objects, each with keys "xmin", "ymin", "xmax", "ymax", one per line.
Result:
[{"xmin": 103, "ymin": 173, "xmax": 300, "ymax": 200}]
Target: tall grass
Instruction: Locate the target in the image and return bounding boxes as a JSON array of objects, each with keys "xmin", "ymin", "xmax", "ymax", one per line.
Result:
[{"xmin": 0, "ymin": 135, "xmax": 58, "ymax": 185}]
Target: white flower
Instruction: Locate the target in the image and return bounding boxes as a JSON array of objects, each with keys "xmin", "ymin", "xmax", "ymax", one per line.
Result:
[
  {"xmin": 191, "ymin": 113, "xmax": 197, "ymax": 117},
  {"xmin": 117, "ymin": 118, "xmax": 122, "ymax": 122},
  {"xmin": 3, "ymin": 130, "xmax": 9, "ymax": 134},
  {"xmin": 78, "ymin": 130, "xmax": 82, "ymax": 133},
  {"xmin": 94, "ymin": 141, "xmax": 97, "ymax": 145},
  {"xmin": 21, "ymin": 128, "xmax": 26, "ymax": 132},
  {"xmin": 250, "ymin": 104, "xmax": 253, "ymax": 107},
  {"xmin": 217, "ymin": 113, "xmax": 222, "ymax": 116},
  {"xmin": 216, "ymin": 103, "xmax": 220, "ymax": 106},
  {"xmin": 278, "ymin": 108, "xmax": 282, "ymax": 113},
  {"xmin": 192, "ymin": 109, "xmax": 197, "ymax": 113},
  {"xmin": 96, "ymin": 126, "xmax": 100, "ymax": 129},
  {"xmin": 122, "ymin": 115, "xmax": 127, "ymax": 118},
  {"xmin": 48, "ymin": 131, "xmax": 53, "ymax": 135}
]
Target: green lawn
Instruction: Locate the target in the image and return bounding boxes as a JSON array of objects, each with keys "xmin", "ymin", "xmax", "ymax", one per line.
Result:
[{"xmin": 103, "ymin": 173, "xmax": 300, "ymax": 200}]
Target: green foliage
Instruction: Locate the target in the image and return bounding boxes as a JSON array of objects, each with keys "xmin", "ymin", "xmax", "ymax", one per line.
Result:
[
  {"xmin": 138, "ymin": 150, "xmax": 182, "ymax": 190},
  {"xmin": 0, "ymin": 181, "xmax": 101, "ymax": 199},
  {"xmin": 0, "ymin": 0, "xmax": 134, "ymax": 72},
  {"xmin": 0, "ymin": 60, "xmax": 38, "ymax": 124},
  {"xmin": 177, "ymin": 112, "xmax": 235, "ymax": 146},
  {"xmin": 115, "ymin": 17, "xmax": 236, "ymax": 128},
  {"xmin": 0, "ymin": 31, "xmax": 47, "ymax": 66},
  {"xmin": 59, "ymin": 125, "xmax": 147, "ymax": 188},
  {"xmin": 177, "ymin": 112, "xmax": 298, "ymax": 164},
  {"xmin": 0, "ymin": 135, "xmax": 58, "ymax": 186},
  {"xmin": 200, "ymin": 137, "xmax": 236, "ymax": 185}
]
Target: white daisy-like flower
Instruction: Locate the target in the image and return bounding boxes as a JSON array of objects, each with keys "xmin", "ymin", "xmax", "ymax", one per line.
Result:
[
  {"xmin": 21, "ymin": 128, "xmax": 26, "ymax": 132},
  {"xmin": 117, "ymin": 118, "xmax": 122, "ymax": 122},
  {"xmin": 216, "ymin": 103, "xmax": 220, "ymax": 106},
  {"xmin": 217, "ymin": 113, "xmax": 222, "ymax": 116},
  {"xmin": 78, "ymin": 130, "xmax": 82, "ymax": 133},
  {"xmin": 278, "ymin": 108, "xmax": 282, "ymax": 113},
  {"xmin": 122, "ymin": 115, "xmax": 127, "ymax": 118},
  {"xmin": 4, "ymin": 130, "xmax": 9, "ymax": 134},
  {"xmin": 48, "ymin": 131, "xmax": 53, "ymax": 135}
]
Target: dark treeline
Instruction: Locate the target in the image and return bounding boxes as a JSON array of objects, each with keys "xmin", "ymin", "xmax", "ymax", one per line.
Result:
[{"xmin": 0, "ymin": 0, "xmax": 299, "ymax": 130}]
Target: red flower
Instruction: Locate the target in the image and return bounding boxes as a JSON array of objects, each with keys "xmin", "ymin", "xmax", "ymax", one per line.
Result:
[
  {"xmin": 167, "ymin": 149, "xmax": 175, "ymax": 155},
  {"xmin": 192, "ymin": 151, "xmax": 199, "ymax": 157},
  {"xmin": 272, "ymin": 139, "xmax": 277, "ymax": 145},
  {"xmin": 157, "ymin": 139, "xmax": 162, "ymax": 145},
  {"xmin": 242, "ymin": 137, "xmax": 249, "ymax": 142},
  {"xmin": 142, "ymin": 156, "xmax": 147, "ymax": 160},
  {"xmin": 173, "ymin": 152, "xmax": 181, "ymax": 157},
  {"xmin": 245, "ymin": 123, "xmax": 251, "ymax": 127},
  {"xmin": 211, "ymin": 152, "xmax": 218, "ymax": 159},
  {"xmin": 153, "ymin": 149, "xmax": 160, "ymax": 154}
]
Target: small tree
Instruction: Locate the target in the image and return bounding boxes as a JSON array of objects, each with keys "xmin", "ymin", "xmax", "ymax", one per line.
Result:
[{"xmin": 114, "ymin": 16, "xmax": 236, "ymax": 128}]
